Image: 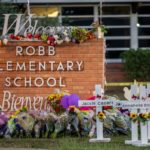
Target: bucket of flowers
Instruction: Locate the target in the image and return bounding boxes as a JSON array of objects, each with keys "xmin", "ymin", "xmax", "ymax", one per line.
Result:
[{"xmin": 47, "ymin": 91, "xmax": 66, "ymax": 114}]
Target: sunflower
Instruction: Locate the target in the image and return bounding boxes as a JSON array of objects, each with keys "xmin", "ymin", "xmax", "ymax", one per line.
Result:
[
  {"xmin": 141, "ymin": 113, "xmax": 148, "ymax": 119},
  {"xmin": 138, "ymin": 113, "xmax": 148, "ymax": 124},
  {"xmin": 97, "ymin": 112, "xmax": 106, "ymax": 121},
  {"xmin": 130, "ymin": 113, "xmax": 138, "ymax": 120}
]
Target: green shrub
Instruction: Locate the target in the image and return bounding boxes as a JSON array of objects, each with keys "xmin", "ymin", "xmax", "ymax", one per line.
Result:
[{"xmin": 121, "ymin": 49, "xmax": 150, "ymax": 81}]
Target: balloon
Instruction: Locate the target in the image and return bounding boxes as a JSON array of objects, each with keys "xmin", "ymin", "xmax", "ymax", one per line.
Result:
[
  {"xmin": 68, "ymin": 94, "xmax": 80, "ymax": 107},
  {"xmin": 0, "ymin": 119, "xmax": 5, "ymax": 126},
  {"xmin": 61, "ymin": 95, "xmax": 69, "ymax": 109}
]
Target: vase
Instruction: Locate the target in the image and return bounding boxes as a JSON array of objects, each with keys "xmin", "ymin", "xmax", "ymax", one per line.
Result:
[{"xmin": 97, "ymin": 27, "xmax": 104, "ymax": 39}]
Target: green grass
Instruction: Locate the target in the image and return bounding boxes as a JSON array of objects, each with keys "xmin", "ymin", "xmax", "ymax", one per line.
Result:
[{"xmin": 0, "ymin": 135, "xmax": 149, "ymax": 150}]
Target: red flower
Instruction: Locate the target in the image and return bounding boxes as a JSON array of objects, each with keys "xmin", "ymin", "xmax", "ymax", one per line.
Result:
[
  {"xmin": 34, "ymin": 34, "xmax": 41, "ymax": 40},
  {"xmin": 47, "ymin": 36, "xmax": 56, "ymax": 46},
  {"xmin": 27, "ymin": 33, "xmax": 33, "ymax": 39},
  {"xmin": 9, "ymin": 34, "xmax": 15, "ymax": 39},
  {"xmin": 132, "ymin": 95, "xmax": 137, "ymax": 100},
  {"xmin": 55, "ymin": 107, "xmax": 60, "ymax": 113},
  {"xmin": 15, "ymin": 36, "xmax": 21, "ymax": 40}
]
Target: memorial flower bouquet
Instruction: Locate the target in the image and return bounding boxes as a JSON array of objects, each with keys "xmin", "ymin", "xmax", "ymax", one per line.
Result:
[
  {"xmin": 47, "ymin": 92, "xmax": 65, "ymax": 113},
  {"xmin": 129, "ymin": 112, "xmax": 149, "ymax": 124},
  {"xmin": 97, "ymin": 111, "xmax": 106, "ymax": 122}
]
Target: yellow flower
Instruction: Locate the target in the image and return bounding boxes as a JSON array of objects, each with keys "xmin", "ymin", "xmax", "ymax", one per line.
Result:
[
  {"xmin": 97, "ymin": 112, "xmax": 106, "ymax": 120},
  {"xmin": 130, "ymin": 113, "xmax": 138, "ymax": 119},
  {"xmin": 14, "ymin": 110, "xmax": 20, "ymax": 116},
  {"xmin": 148, "ymin": 112, "xmax": 150, "ymax": 118},
  {"xmin": 48, "ymin": 94, "xmax": 55, "ymax": 100},
  {"xmin": 142, "ymin": 113, "xmax": 148, "ymax": 119},
  {"xmin": 10, "ymin": 115, "xmax": 16, "ymax": 119}
]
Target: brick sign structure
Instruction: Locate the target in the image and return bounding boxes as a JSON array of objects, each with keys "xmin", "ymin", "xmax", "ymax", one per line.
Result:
[{"xmin": 0, "ymin": 39, "xmax": 104, "ymax": 111}]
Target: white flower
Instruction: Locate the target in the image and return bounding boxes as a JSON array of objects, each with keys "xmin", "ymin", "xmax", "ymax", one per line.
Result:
[
  {"xmin": 56, "ymin": 39, "xmax": 63, "ymax": 45},
  {"xmin": 53, "ymin": 35, "xmax": 59, "ymax": 40},
  {"xmin": 63, "ymin": 30, "xmax": 68, "ymax": 36},
  {"xmin": 64, "ymin": 37, "xmax": 70, "ymax": 43},
  {"xmin": 3, "ymin": 38, "xmax": 8, "ymax": 45}
]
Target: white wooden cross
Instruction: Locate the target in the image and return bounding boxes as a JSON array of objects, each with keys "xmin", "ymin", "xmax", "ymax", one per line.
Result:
[
  {"xmin": 79, "ymin": 84, "xmax": 150, "ymax": 146},
  {"xmin": 147, "ymin": 84, "xmax": 150, "ymax": 140},
  {"xmin": 79, "ymin": 84, "xmax": 111, "ymax": 142},
  {"xmin": 132, "ymin": 85, "xmax": 150, "ymax": 147},
  {"xmin": 123, "ymin": 85, "xmax": 150, "ymax": 147},
  {"xmin": 125, "ymin": 84, "xmax": 139, "ymax": 145}
]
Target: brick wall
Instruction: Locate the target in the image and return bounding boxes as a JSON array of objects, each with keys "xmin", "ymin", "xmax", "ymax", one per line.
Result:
[
  {"xmin": 0, "ymin": 39, "xmax": 104, "ymax": 110},
  {"xmin": 105, "ymin": 63, "xmax": 129, "ymax": 82}
]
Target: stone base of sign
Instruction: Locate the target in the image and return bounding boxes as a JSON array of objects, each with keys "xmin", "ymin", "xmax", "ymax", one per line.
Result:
[
  {"xmin": 132, "ymin": 142, "xmax": 150, "ymax": 147},
  {"xmin": 89, "ymin": 138, "xmax": 111, "ymax": 143},
  {"xmin": 125, "ymin": 140, "xmax": 140, "ymax": 145}
]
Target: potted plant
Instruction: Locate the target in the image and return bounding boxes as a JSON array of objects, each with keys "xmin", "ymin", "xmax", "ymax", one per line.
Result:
[
  {"xmin": 71, "ymin": 27, "xmax": 88, "ymax": 43},
  {"xmin": 92, "ymin": 21, "xmax": 108, "ymax": 38}
]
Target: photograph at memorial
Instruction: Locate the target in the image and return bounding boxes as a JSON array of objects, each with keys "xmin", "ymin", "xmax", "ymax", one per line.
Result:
[{"xmin": 0, "ymin": 0, "xmax": 150, "ymax": 149}]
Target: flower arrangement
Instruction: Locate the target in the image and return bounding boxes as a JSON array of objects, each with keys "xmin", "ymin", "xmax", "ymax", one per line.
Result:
[
  {"xmin": 97, "ymin": 111, "xmax": 106, "ymax": 122},
  {"xmin": 71, "ymin": 27, "xmax": 91, "ymax": 43},
  {"xmin": 7, "ymin": 27, "xmax": 96, "ymax": 46},
  {"xmin": 129, "ymin": 112, "xmax": 150, "ymax": 124},
  {"xmin": 47, "ymin": 93, "xmax": 65, "ymax": 113}
]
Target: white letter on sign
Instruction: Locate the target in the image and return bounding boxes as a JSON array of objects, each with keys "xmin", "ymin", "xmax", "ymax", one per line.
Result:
[
  {"xmin": 76, "ymin": 61, "xmax": 83, "ymax": 71},
  {"xmin": 2, "ymin": 91, "xmax": 11, "ymax": 111},
  {"xmin": 38, "ymin": 46, "xmax": 45, "ymax": 55},
  {"xmin": 16, "ymin": 46, "xmax": 23, "ymax": 56},
  {"xmin": 48, "ymin": 46, "xmax": 55, "ymax": 55},
  {"xmin": 7, "ymin": 61, "xmax": 13, "ymax": 71}
]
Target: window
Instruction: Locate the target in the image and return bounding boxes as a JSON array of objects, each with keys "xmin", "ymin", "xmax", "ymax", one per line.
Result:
[
  {"xmin": 31, "ymin": 6, "xmax": 59, "ymax": 17},
  {"xmin": 105, "ymin": 28, "xmax": 130, "ymax": 37},
  {"xmin": 106, "ymin": 51, "xmax": 125, "ymax": 59},
  {"xmin": 31, "ymin": 6, "xmax": 60, "ymax": 26},
  {"xmin": 102, "ymin": 17, "xmax": 130, "ymax": 26},
  {"xmin": 106, "ymin": 40, "xmax": 130, "ymax": 48},
  {"xmin": 99, "ymin": 5, "xmax": 131, "ymax": 61},
  {"xmin": 102, "ymin": 6, "xmax": 130, "ymax": 15},
  {"xmin": 62, "ymin": 7, "xmax": 93, "ymax": 16},
  {"xmin": 138, "ymin": 5, "xmax": 150, "ymax": 49},
  {"xmin": 62, "ymin": 17, "xmax": 93, "ymax": 26},
  {"xmin": 61, "ymin": 6, "xmax": 94, "ymax": 27},
  {"xmin": 138, "ymin": 17, "xmax": 150, "ymax": 25},
  {"xmin": 139, "ymin": 28, "xmax": 150, "ymax": 36},
  {"xmin": 138, "ymin": 6, "xmax": 150, "ymax": 14},
  {"xmin": 139, "ymin": 39, "xmax": 150, "ymax": 48}
]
